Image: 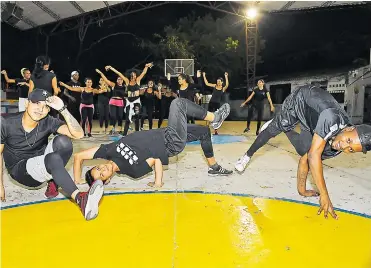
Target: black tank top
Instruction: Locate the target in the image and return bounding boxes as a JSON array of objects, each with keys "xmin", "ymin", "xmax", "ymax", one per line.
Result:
[
  {"xmin": 112, "ymin": 85, "xmax": 125, "ymax": 99},
  {"xmin": 31, "ymin": 70, "xmax": 56, "ymax": 95},
  {"xmin": 144, "ymin": 88, "xmax": 156, "ymax": 106},
  {"xmin": 127, "ymin": 83, "xmax": 140, "ymax": 102},
  {"xmin": 210, "ymin": 87, "xmax": 223, "ymax": 103},
  {"xmin": 98, "ymin": 87, "xmax": 111, "ymax": 104},
  {"xmin": 81, "ymin": 90, "xmax": 93, "ymax": 105}
]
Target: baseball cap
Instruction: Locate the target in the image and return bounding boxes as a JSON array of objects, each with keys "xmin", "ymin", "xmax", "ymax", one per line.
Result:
[
  {"xmin": 355, "ymin": 124, "xmax": 371, "ymax": 154},
  {"xmin": 28, "ymin": 88, "xmax": 51, "ymax": 102}
]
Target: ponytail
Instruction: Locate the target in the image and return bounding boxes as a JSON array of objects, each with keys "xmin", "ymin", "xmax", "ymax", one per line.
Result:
[{"xmin": 33, "ymin": 55, "xmax": 51, "ymax": 79}]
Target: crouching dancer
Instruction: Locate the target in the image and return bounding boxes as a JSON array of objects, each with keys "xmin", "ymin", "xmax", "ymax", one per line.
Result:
[
  {"xmin": 0, "ymin": 89, "xmax": 104, "ymax": 221},
  {"xmin": 73, "ymin": 98, "xmax": 233, "ymax": 187}
]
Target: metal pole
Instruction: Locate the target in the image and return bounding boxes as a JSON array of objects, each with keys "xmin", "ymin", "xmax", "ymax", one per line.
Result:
[{"xmin": 245, "ymin": 19, "xmax": 249, "ymax": 96}]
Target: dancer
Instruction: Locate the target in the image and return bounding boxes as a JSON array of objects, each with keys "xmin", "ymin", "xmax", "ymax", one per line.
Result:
[
  {"xmin": 235, "ymin": 85, "xmax": 371, "ymax": 219},
  {"xmin": 1, "ymin": 68, "xmax": 31, "ymax": 112},
  {"xmin": 175, "ymin": 71, "xmax": 203, "ymax": 124},
  {"xmin": 73, "ymin": 98, "xmax": 233, "ymax": 187},
  {"xmin": 140, "ymin": 80, "xmax": 161, "ymax": 130},
  {"xmin": 96, "ymin": 68, "xmax": 126, "ymax": 134},
  {"xmin": 29, "ymin": 56, "xmax": 60, "ymax": 96},
  {"xmin": 96, "ymin": 78, "xmax": 111, "ymax": 133},
  {"xmin": 203, "ymin": 72, "xmax": 229, "ymax": 135},
  {"xmin": 158, "ymin": 74, "xmax": 178, "ymax": 128},
  {"xmin": 0, "ymin": 89, "xmax": 104, "ymax": 220},
  {"xmin": 63, "ymin": 71, "xmax": 81, "ymax": 122},
  {"xmin": 241, "ymin": 79, "xmax": 275, "ymax": 135},
  {"xmin": 59, "ymin": 78, "xmax": 98, "ymax": 137}
]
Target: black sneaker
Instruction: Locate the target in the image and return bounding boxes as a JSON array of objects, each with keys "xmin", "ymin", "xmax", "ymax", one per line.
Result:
[
  {"xmin": 243, "ymin": 127, "xmax": 250, "ymax": 133},
  {"xmin": 211, "ymin": 103, "xmax": 230, "ymax": 130},
  {"xmin": 88, "ymin": 133, "xmax": 92, "ymax": 137},
  {"xmin": 208, "ymin": 165, "xmax": 233, "ymax": 176}
]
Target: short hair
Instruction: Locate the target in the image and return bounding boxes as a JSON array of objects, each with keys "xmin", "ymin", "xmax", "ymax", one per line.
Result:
[{"xmin": 85, "ymin": 168, "xmax": 95, "ymax": 186}]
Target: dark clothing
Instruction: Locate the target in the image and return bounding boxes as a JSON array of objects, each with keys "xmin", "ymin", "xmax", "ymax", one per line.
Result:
[
  {"xmin": 252, "ymin": 86, "xmax": 269, "ymax": 102},
  {"xmin": 81, "ymin": 107, "xmax": 93, "ymax": 134},
  {"xmin": 127, "ymin": 83, "xmax": 140, "ymax": 102},
  {"xmin": 247, "ymin": 101, "xmax": 264, "ymax": 130},
  {"xmin": 158, "ymin": 96, "xmax": 174, "ymax": 128},
  {"xmin": 97, "ymin": 88, "xmax": 111, "ymax": 104},
  {"xmin": 109, "ymin": 105, "xmax": 124, "ymax": 127},
  {"xmin": 141, "ymin": 88, "xmax": 157, "ymax": 129},
  {"xmin": 94, "ymin": 129, "xmax": 167, "ymax": 179},
  {"xmin": 65, "ymin": 80, "xmax": 81, "ymax": 122},
  {"xmin": 98, "ymin": 102, "xmax": 109, "ymax": 129},
  {"xmin": 15, "ymin": 78, "xmax": 30, "ymax": 98},
  {"xmin": 112, "ymin": 85, "xmax": 126, "ymax": 99},
  {"xmin": 1, "ymin": 113, "xmax": 64, "ymax": 173},
  {"xmin": 93, "ymin": 98, "xmax": 214, "ymax": 179},
  {"xmin": 246, "ymin": 85, "xmax": 351, "ymax": 158},
  {"xmin": 31, "ymin": 70, "xmax": 56, "ymax": 95},
  {"xmin": 66, "ymin": 80, "xmax": 82, "ymax": 104},
  {"xmin": 210, "ymin": 87, "xmax": 224, "ymax": 104},
  {"xmin": 81, "ymin": 91, "xmax": 93, "ymax": 105}
]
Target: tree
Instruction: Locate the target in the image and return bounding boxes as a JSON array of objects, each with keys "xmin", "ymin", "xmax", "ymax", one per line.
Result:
[{"xmin": 141, "ymin": 13, "xmax": 265, "ymax": 85}]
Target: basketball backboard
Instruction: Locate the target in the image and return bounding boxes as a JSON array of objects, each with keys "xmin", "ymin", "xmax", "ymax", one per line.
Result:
[{"xmin": 165, "ymin": 59, "xmax": 194, "ymax": 77}]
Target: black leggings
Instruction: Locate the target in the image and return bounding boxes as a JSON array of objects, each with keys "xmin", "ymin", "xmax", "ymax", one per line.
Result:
[
  {"xmin": 164, "ymin": 98, "xmax": 213, "ymax": 158},
  {"xmin": 123, "ymin": 104, "xmax": 140, "ymax": 135},
  {"xmin": 246, "ymin": 119, "xmax": 311, "ymax": 157},
  {"xmin": 141, "ymin": 104, "xmax": 154, "ymax": 129},
  {"xmin": 10, "ymin": 136, "xmax": 78, "ymax": 197},
  {"xmin": 158, "ymin": 97, "xmax": 172, "ymax": 128},
  {"xmin": 109, "ymin": 105, "xmax": 124, "ymax": 127},
  {"xmin": 98, "ymin": 102, "xmax": 109, "ymax": 129},
  {"xmin": 81, "ymin": 106, "xmax": 93, "ymax": 134},
  {"xmin": 247, "ymin": 101, "xmax": 264, "ymax": 130}
]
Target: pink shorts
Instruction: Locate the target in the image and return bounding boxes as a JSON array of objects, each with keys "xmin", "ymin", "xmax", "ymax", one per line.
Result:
[{"xmin": 109, "ymin": 98, "xmax": 124, "ymax": 107}]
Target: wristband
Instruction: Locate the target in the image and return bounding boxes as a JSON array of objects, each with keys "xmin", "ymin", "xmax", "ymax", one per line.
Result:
[{"xmin": 58, "ymin": 105, "xmax": 67, "ymax": 113}]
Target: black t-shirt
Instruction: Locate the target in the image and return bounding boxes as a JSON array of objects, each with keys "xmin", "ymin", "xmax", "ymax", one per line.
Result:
[
  {"xmin": 31, "ymin": 70, "xmax": 56, "ymax": 95},
  {"xmin": 66, "ymin": 80, "xmax": 82, "ymax": 103},
  {"xmin": 15, "ymin": 78, "xmax": 30, "ymax": 98},
  {"xmin": 1, "ymin": 113, "xmax": 65, "ymax": 173},
  {"xmin": 291, "ymin": 86, "xmax": 351, "ymax": 142},
  {"xmin": 210, "ymin": 87, "xmax": 224, "ymax": 104},
  {"xmin": 112, "ymin": 85, "xmax": 126, "ymax": 99},
  {"xmin": 93, "ymin": 129, "xmax": 168, "ymax": 179},
  {"xmin": 252, "ymin": 86, "xmax": 269, "ymax": 102}
]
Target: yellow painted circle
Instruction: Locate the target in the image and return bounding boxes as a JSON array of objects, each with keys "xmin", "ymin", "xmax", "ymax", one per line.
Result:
[{"xmin": 1, "ymin": 193, "xmax": 371, "ymax": 268}]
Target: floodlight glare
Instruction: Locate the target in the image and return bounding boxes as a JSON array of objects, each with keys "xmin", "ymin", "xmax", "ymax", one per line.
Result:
[{"xmin": 246, "ymin": 8, "xmax": 258, "ymax": 19}]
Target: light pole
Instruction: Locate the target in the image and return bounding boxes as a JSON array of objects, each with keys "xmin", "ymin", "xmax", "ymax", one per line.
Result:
[{"xmin": 245, "ymin": 8, "xmax": 258, "ymax": 97}]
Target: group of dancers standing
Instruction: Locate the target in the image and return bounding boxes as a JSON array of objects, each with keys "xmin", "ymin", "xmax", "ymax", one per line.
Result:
[{"xmin": 3, "ymin": 56, "xmax": 239, "ymax": 137}]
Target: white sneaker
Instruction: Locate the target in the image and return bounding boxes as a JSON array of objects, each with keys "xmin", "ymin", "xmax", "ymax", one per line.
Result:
[{"xmin": 235, "ymin": 154, "xmax": 251, "ymax": 173}]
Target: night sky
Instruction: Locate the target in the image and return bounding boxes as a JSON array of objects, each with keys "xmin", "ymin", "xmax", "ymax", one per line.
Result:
[{"xmin": 1, "ymin": 3, "xmax": 371, "ymax": 87}]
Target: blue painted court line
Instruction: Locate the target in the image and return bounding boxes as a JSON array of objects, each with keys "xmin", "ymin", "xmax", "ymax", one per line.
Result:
[
  {"xmin": 1, "ymin": 190, "xmax": 370, "ymax": 219},
  {"xmin": 110, "ymin": 134, "xmax": 247, "ymax": 144}
]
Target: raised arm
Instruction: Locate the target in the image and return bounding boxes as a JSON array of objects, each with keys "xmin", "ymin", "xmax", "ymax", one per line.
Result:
[
  {"xmin": 1, "ymin": 70, "xmax": 16, "ymax": 84},
  {"xmin": 137, "ymin": 63, "xmax": 153, "ymax": 84},
  {"xmin": 0, "ymin": 144, "xmax": 5, "ymax": 201},
  {"xmin": 308, "ymin": 134, "xmax": 337, "ymax": 219},
  {"xmin": 202, "ymin": 72, "xmax": 216, "ymax": 88},
  {"xmin": 96, "ymin": 69, "xmax": 115, "ymax": 88},
  {"xmin": 59, "ymin": 81, "xmax": 83, "ymax": 92},
  {"xmin": 73, "ymin": 146, "xmax": 100, "ymax": 184},
  {"xmin": 223, "ymin": 72, "xmax": 229, "ymax": 92},
  {"xmin": 105, "ymin": 66, "xmax": 129, "ymax": 86}
]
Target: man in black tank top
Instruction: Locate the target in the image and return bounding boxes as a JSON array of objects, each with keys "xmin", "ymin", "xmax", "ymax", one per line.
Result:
[{"xmin": 235, "ymin": 85, "xmax": 371, "ymax": 219}]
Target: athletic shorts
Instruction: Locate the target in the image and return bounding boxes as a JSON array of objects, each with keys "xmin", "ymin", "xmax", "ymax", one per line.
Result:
[{"xmin": 9, "ymin": 137, "xmax": 56, "ymax": 187}]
